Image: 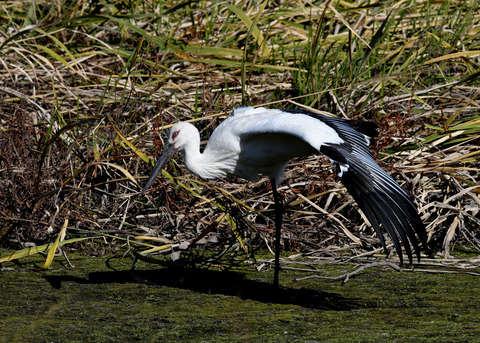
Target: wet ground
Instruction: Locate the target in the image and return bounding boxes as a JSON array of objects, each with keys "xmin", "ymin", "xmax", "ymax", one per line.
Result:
[{"xmin": 1, "ymin": 253, "xmax": 479, "ymax": 342}]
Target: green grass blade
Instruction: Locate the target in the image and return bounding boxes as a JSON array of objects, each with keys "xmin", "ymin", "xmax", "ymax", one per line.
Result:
[
  {"xmin": 0, "ymin": 236, "xmax": 99, "ymax": 263},
  {"xmin": 42, "ymin": 215, "xmax": 69, "ymax": 269},
  {"xmin": 225, "ymin": 3, "xmax": 271, "ymax": 58}
]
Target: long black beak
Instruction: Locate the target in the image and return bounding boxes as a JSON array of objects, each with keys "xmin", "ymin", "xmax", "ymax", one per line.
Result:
[{"xmin": 141, "ymin": 143, "xmax": 177, "ymax": 195}]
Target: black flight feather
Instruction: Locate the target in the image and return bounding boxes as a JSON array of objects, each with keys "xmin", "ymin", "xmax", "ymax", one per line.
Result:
[{"xmin": 282, "ymin": 109, "xmax": 429, "ymax": 263}]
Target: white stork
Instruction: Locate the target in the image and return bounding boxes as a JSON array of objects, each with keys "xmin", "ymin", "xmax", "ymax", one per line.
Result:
[{"xmin": 141, "ymin": 106, "xmax": 430, "ymax": 287}]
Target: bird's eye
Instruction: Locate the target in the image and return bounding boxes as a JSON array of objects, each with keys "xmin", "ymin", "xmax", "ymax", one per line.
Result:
[{"xmin": 172, "ymin": 131, "xmax": 179, "ymax": 140}]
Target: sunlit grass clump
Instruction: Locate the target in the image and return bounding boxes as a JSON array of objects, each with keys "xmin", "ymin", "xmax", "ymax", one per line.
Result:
[{"xmin": 0, "ymin": 0, "xmax": 479, "ymax": 267}]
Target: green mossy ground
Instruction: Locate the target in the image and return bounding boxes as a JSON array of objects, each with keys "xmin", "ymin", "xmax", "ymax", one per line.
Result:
[{"xmin": 1, "ymin": 253, "xmax": 479, "ymax": 342}]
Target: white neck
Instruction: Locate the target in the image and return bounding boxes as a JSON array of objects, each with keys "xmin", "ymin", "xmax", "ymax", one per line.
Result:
[{"xmin": 181, "ymin": 137, "xmax": 235, "ymax": 180}]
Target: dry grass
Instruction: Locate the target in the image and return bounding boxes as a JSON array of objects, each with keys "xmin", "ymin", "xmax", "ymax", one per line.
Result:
[{"xmin": 0, "ymin": 0, "xmax": 479, "ymax": 268}]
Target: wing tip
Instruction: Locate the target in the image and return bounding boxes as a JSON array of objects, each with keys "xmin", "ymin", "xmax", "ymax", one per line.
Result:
[{"xmin": 340, "ymin": 168, "xmax": 430, "ymax": 264}]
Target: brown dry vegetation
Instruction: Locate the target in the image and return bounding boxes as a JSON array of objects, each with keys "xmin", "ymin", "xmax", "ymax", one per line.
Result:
[{"xmin": 0, "ymin": 0, "xmax": 479, "ymax": 270}]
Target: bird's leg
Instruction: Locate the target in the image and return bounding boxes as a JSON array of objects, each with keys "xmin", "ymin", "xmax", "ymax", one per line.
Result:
[{"xmin": 270, "ymin": 177, "xmax": 283, "ymax": 288}]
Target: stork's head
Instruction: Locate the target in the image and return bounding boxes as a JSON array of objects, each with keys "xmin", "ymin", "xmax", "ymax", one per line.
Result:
[
  {"xmin": 141, "ymin": 122, "xmax": 198, "ymax": 195},
  {"xmin": 166, "ymin": 122, "xmax": 198, "ymax": 150}
]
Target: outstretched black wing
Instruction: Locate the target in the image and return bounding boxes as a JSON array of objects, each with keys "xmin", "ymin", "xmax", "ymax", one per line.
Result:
[{"xmin": 284, "ymin": 109, "xmax": 430, "ymax": 263}]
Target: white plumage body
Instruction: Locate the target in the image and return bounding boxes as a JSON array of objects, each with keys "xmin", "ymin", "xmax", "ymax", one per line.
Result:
[{"xmin": 180, "ymin": 107, "xmax": 344, "ymax": 183}]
